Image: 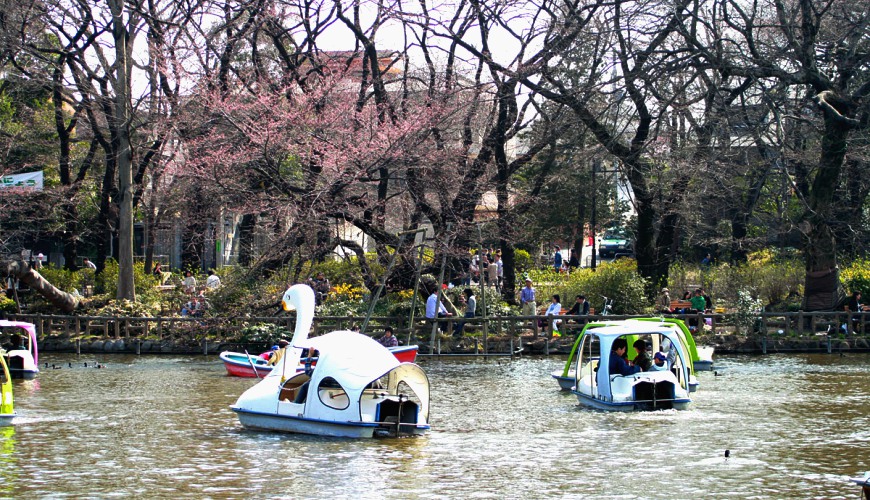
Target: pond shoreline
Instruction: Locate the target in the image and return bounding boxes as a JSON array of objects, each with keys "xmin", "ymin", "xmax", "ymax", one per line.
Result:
[{"xmin": 32, "ymin": 332, "xmax": 870, "ymax": 356}]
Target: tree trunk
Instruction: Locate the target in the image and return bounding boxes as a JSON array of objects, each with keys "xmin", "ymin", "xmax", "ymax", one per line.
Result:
[
  {"xmin": 109, "ymin": 0, "xmax": 136, "ymax": 301},
  {"xmin": 237, "ymin": 214, "xmax": 257, "ymax": 267},
  {"xmin": 624, "ymin": 161, "xmax": 659, "ymax": 293},
  {"xmin": 61, "ymin": 204, "xmax": 81, "ymax": 271},
  {"xmin": 802, "ymin": 118, "xmax": 851, "ymax": 310},
  {"xmin": 2, "ymin": 260, "xmax": 79, "ymax": 312}
]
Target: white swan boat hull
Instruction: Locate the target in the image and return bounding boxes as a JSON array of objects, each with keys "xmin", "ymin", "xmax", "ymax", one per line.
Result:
[
  {"xmin": 232, "ymin": 285, "xmax": 431, "ymax": 439},
  {"xmin": 235, "ymin": 407, "xmax": 385, "ymax": 438}
]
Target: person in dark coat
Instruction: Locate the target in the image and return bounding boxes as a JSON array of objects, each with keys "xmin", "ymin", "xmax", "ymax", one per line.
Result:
[
  {"xmin": 632, "ymin": 339, "xmax": 651, "ymax": 372},
  {"xmin": 609, "ymin": 338, "xmax": 641, "ymax": 376}
]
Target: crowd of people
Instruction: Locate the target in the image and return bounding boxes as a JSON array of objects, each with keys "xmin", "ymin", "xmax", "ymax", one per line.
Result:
[
  {"xmin": 458, "ymin": 245, "xmax": 577, "ymax": 289},
  {"xmin": 461, "ymin": 249, "xmax": 504, "ymax": 290},
  {"xmin": 176, "ymin": 269, "xmax": 222, "ymax": 317},
  {"xmin": 657, "ymin": 287, "xmax": 713, "ymax": 314}
]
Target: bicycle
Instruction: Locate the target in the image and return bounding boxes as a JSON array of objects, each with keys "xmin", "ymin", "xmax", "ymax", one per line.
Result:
[{"xmin": 601, "ymin": 296, "xmax": 614, "ymax": 316}]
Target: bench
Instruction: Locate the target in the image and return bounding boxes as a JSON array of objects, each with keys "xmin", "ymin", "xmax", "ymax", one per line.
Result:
[{"xmin": 669, "ymin": 300, "xmax": 693, "ymax": 311}]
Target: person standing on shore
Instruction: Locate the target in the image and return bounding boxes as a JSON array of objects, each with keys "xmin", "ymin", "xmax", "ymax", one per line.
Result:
[
  {"xmin": 183, "ymin": 271, "xmax": 197, "ymax": 295},
  {"xmin": 553, "ymin": 246, "xmax": 563, "ymax": 272},
  {"xmin": 520, "ymin": 278, "xmax": 537, "ymax": 329}
]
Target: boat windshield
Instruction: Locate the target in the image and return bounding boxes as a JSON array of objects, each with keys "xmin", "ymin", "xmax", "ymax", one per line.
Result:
[{"xmin": 575, "ymin": 334, "xmax": 601, "ymax": 379}]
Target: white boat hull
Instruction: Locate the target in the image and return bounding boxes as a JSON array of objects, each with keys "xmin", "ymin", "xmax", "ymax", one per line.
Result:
[
  {"xmin": 574, "ymin": 367, "xmax": 692, "ymax": 412},
  {"xmin": 232, "ymin": 407, "xmax": 429, "ymax": 438},
  {"xmin": 693, "ymin": 360, "xmax": 713, "ymax": 371},
  {"xmin": 693, "ymin": 346, "xmax": 715, "ymax": 371},
  {"xmin": 9, "ymin": 369, "xmax": 38, "ymax": 380},
  {"xmin": 234, "ymin": 407, "xmax": 378, "ymax": 438},
  {"xmin": 6, "ymin": 350, "xmax": 39, "ymax": 379},
  {"xmin": 551, "ymin": 370, "xmax": 575, "ymax": 391},
  {"xmin": 574, "ymin": 391, "xmax": 691, "ymax": 411}
]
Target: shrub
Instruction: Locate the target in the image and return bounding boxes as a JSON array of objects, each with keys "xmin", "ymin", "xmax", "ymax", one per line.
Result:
[
  {"xmin": 91, "ymin": 299, "xmax": 162, "ymax": 317},
  {"xmin": 514, "ymin": 249, "xmax": 533, "ymax": 274},
  {"xmin": 37, "ymin": 264, "xmax": 89, "ymax": 293},
  {"xmin": 95, "ymin": 259, "xmax": 161, "ymax": 301},
  {"xmin": 841, "ymin": 259, "xmax": 870, "ymax": 297},
  {"xmin": 524, "ymin": 259, "xmax": 647, "ymax": 314},
  {"xmin": 693, "ymin": 261, "xmax": 803, "ymax": 312},
  {"xmin": 309, "ymin": 253, "xmax": 385, "ymax": 289},
  {"xmin": 734, "ymin": 290, "xmax": 763, "ymax": 334},
  {"xmin": 0, "ymin": 295, "xmax": 17, "ymax": 315},
  {"xmin": 205, "ymin": 266, "xmax": 291, "ymax": 317},
  {"xmin": 237, "ymin": 323, "xmax": 292, "ymax": 344}
]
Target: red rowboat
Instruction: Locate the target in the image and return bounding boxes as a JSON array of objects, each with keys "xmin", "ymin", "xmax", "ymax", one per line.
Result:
[{"xmin": 220, "ymin": 344, "xmax": 418, "ymax": 377}]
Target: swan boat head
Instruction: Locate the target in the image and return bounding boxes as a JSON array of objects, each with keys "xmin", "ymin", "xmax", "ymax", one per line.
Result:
[{"xmin": 272, "ymin": 284, "xmax": 316, "ymax": 378}]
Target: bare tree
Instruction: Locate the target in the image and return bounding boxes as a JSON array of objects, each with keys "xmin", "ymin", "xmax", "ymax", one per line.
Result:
[{"xmin": 680, "ymin": 0, "xmax": 870, "ymax": 309}]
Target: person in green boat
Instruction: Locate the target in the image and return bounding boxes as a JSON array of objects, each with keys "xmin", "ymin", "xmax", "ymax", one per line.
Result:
[
  {"xmin": 649, "ymin": 351, "xmax": 669, "ymax": 371},
  {"xmin": 609, "ymin": 338, "xmax": 641, "ymax": 376},
  {"xmin": 632, "ymin": 339, "xmax": 652, "ymax": 372}
]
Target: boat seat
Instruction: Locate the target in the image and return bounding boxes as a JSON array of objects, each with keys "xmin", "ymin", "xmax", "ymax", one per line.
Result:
[
  {"xmin": 279, "ymin": 379, "xmax": 307, "ymax": 402},
  {"xmin": 294, "ymin": 381, "xmax": 310, "ymax": 404}
]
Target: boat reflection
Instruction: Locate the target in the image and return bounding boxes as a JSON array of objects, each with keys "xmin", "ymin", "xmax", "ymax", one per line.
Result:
[{"xmin": 0, "ymin": 426, "xmax": 17, "ymax": 494}]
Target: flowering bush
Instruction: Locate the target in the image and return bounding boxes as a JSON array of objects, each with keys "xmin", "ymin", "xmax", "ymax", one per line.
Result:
[
  {"xmin": 734, "ymin": 290, "xmax": 763, "ymax": 334},
  {"xmin": 841, "ymin": 259, "xmax": 870, "ymax": 297},
  {"xmin": 327, "ymin": 282, "xmax": 367, "ymax": 302},
  {"xmin": 0, "ymin": 295, "xmax": 17, "ymax": 315}
]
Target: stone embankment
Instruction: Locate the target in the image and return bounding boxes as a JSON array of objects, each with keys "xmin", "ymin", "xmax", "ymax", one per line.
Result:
[{"xmin": 39, "ymin": 336, "xmax": 225, "ymax": 355}]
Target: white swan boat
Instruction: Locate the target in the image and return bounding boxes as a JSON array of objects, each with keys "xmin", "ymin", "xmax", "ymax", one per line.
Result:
[
  {"xmin": 0, "ymin": 320, "xmax": 40, "ymax": 379},
  {"xmin": 0, "ymin": 351, "xmax": 14, "ymax": 426},
  {"xmin": 231, "ymin": 284, "xmax": 431, "ymax": 438},
  {"xmin": 571, "ymin": 320, "xmax": 693, "ymax": 411}
]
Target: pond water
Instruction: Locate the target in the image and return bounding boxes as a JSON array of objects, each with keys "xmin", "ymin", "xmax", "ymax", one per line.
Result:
[{"xmin": 2, "ymin": 352, "xmax": 868, "ymax": 498}]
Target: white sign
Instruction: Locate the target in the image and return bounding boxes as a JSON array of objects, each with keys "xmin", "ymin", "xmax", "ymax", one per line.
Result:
[{"xmin": 1, "ymin": 171, "xmax": 43, "ymax": 189}]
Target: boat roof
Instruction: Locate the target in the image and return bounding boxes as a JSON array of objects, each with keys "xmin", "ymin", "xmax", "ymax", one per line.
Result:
[
  {"xmin": 0, "ymin": 320, "xmax": 36, "ymax": 335},
  {"xmin": 0, "ymin": 320, "xmax": 39, "ymax": 365},
  {"xmin": 299, "ymin": 331, "xmax": 403, "ymax": 391},
  {"xmin": 585, "ymin": 322, "xmax": 681, "ymax": 337}
]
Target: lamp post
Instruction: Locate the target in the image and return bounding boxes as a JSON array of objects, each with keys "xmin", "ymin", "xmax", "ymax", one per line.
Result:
[
  {"xmin": 591, "ymin": 159, "xmax": 599, "ymax": 271},
  {"xmin": 590, "ymin": 159, "xmax": 618, "ymax": 272}
]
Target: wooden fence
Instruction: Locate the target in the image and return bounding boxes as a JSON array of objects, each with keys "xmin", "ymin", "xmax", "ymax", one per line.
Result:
[{"xmin": 7, "ymin": 309, "xmax": 868, "ymax": 344}]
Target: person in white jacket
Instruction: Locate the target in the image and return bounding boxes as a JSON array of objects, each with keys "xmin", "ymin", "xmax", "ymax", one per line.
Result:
[{"xmin": 545, "ymin": 294, "xmax": 562, "ymax": 333}]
